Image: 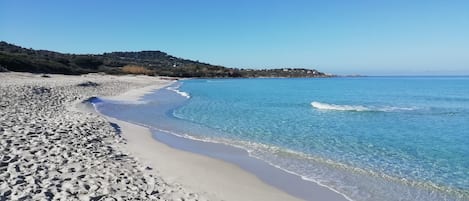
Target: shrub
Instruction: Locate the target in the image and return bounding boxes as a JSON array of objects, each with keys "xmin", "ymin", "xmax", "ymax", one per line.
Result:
[
  {"xmin": 121, "ymin": 65, "xmax": 154, "ymax": 75},
  {"xmin": 73, "ymin": 56, "xmax": 103, "ymax": 69}
]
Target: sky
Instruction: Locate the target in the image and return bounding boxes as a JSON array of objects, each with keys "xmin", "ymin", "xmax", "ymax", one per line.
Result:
[{"xmin": 1, "ymin": 0, "xmax": 468, "ymax": 75}]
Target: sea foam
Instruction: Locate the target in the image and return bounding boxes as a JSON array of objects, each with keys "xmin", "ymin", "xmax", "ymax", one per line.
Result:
[
  {"xmin": 167, "ymin": 85, "xmax": 191, "ymax": 99},
  {"xmin": 311, "ymin": 101, "xmax": 370, "ymax": 111},
  {"xmin": 311, "ymin": 101, "xmax": 416, "ymax": 112}
]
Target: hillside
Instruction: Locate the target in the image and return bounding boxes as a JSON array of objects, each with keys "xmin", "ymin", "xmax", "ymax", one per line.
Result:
[{"xmin": 0, "ymin": 41, "xmax": 331, "ymax": 78}]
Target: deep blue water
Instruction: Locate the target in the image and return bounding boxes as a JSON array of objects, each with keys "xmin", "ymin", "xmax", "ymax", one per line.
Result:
[{"xmin": 95, "ymin": 77, "xmax": 469, "ymax": 201}]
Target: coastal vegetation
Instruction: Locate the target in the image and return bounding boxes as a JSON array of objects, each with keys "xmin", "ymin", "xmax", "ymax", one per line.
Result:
[
  {"xmin": 121, "ymin": 65, "xmax": 155, "ymax": 75},
  {"xmin": 0, "ymin": 41, "xmax": 331, "ymax": 78}
]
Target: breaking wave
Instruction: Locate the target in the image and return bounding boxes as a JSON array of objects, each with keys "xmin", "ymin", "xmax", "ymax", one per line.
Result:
[
  {"xmin": 167, "ymin": 85, "xmax": 191, "ymax": 99},
  {"xmin": 311, "ymin": 101, "xmax": 416, "ymax": 112}
]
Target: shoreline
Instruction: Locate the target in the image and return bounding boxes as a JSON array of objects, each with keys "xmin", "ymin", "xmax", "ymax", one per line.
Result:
[
  {"xmin": 82, "ymin": 86, "xmax": 303, "ymax": 201},
  {"xmin": 87, "ymin": 79, "xmax": 350, "ymax": 201}
]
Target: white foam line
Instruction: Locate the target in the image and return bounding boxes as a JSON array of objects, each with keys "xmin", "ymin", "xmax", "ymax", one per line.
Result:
[
  {"xmin": 311, "ymin": 101, "xmax": 369, "ymax": 111},
  {"xmin": 167, "ymin": 85, "xmax": 191, "ymax": 99},
  {"xmin": 311, "ymin": 101, "xmax": 417, "ymax": 112}
]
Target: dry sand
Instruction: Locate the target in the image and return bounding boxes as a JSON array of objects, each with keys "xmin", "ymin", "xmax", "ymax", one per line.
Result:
[{"xmin": 0, "ymin": 72, "xmax": 202, "ymax": 200}]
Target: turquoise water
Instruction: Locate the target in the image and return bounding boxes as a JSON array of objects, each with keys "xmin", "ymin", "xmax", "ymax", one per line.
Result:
[{"xmin": 96, "ymin": 77, "xmax": 469, "ymax": 201}]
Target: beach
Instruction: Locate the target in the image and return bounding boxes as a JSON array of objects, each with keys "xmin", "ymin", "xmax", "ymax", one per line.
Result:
[{"xmin": 0, "ymin": 72, "xmax": 343, "ymax": 201}]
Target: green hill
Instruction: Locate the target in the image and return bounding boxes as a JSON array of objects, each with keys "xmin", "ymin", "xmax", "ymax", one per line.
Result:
[{"xmin": 0, "ymin": 41, "xmax": 331, "ymax": 78}]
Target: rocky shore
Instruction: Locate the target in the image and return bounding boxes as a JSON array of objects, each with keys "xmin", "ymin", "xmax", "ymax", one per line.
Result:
[{"xmin": 0, "ymin": 73, "xmax": 206, "ymax": 201}]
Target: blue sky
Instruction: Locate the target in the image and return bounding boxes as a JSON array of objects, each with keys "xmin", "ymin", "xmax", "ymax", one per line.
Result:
[{"xmin": 1, "ymin": 0, "xmax": 468, "ymax": 75}]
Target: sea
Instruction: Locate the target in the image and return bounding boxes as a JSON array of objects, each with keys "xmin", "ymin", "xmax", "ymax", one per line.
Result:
[{"xmin": 93, "ymin": 76, "xmax": 469, "ymax": 201}]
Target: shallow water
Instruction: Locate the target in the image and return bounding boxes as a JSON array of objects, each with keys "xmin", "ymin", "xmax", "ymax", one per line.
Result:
[{"xmin": 95, "ymin": 77, "xmax": 469, "ymax": 201}]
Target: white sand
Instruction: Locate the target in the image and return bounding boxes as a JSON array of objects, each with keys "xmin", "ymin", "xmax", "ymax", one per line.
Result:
[{"xmin": 0, "ymin": 73, "xmax": 203, "ymax": 200}]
